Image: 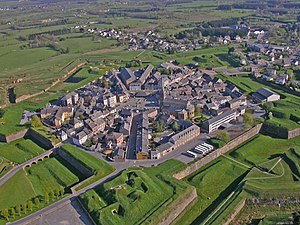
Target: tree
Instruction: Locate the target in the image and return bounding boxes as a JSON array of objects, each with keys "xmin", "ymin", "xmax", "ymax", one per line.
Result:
[
  {"xmin": 10, "ymin": 208, "xmax": 15, "ymax": 219},
  {"xmin": 216, "ymin": 130, "xmax": 230, "ymax": 144},
  {"xmin": 15, "ymin": 204, "xmax": 21, "ymax": 216},
  {"xmin": 292, "ymin": 211, "xmax": 300, "ymax": 225},
  {"xmin": 171, "ymin": 121, "xmax": 179, "ymax": 131},
  {"xmin": 59, "ymin": 187, "xmax": 64, "ymax": 197},
  {"xmin": 22, "ymin": 203, "xmax": 27, "ymax": 214},
  {"xmin": 34, "ymin": 198, "xmax": 40, "ymax": 208},
  {"xmin": 54, "ymin": 189, "xmax": 60, "ymax": 199},
  {"xmin": 194, "ymin": 104, "xmax": 202, "ymax": 117},
  {"xmin": 27, "ymin": 200, "xmax": 33, "ymax": 211},
  {"xmin": 49, "ymin": 191, "xmax": 55, "ymax": 201},
  {"xmin": 243, "ymin": 113, "xmax": 255, "ymax": 129},
  {"xmin": 44, "ymin": 192, "xmax": 49, "ymax": 204},
  {"xmin": 30, "ymin": 115, "xmax": 42, "ymax": 128},
  {"xmin": 228, "ymin": 46, "xmax": 235, "ymax": 55},
  {"xmin": 2, "ymin": 209, "xmax": 9, "ymax": 220}
]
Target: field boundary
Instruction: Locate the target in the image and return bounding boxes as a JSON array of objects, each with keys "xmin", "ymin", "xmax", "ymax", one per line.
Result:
[{"xmin": 13, "ymin": 61, "xmax": 87, "ymax": 104}]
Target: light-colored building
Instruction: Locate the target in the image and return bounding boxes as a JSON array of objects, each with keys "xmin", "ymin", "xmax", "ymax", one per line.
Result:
[{"xmin": 202, "ymin": 110, "xmax": 237, "ymax": 133}]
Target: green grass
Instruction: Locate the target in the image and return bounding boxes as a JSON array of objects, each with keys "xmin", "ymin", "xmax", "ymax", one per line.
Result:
[
  {"xmin": 0, "ymin": 156, "xmax": 81, "ymax": 211},
  {"xmin": 0, "ymin": 170, "xmax": 36, "ymax": 210},
  {"xmin": 60, "ymin": 36, "xmax": 117, "ymax": 53},
  {"xmin": 229, "ymin": 134, "xmax": 300, "ymax": 166},
  {"xmin": 0, "ymin": 138, "xmax": 45, "ymax": 164},
  {"xmin": 174, "ymin": 159, "xmax": 247, "ymax": 225},
  {"xmin": 26, "ymin": 158, "xmax": 80, "ymax": 195},
  {"xmin": 79, "ymin": 160, "xmax": 192, "ymax": 225}
]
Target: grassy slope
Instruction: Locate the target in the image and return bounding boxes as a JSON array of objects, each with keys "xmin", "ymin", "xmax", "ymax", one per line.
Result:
[
  {"xmin": 0, "ymin": 157, "xmax": 81, "ymax": 211},
  {"xmin": 229, "ymin": 134, "xmax": 300, "ymax": 166},
  {"xmin": 174, "ymin": 159, "xmax": 247, "ymax": 225},
  {"xmin": 27, "ymin": 158, "xmax": 80, "ymax": 195},
  {"xmin": 0, "ymin": 138, "xmax": 45, "ymax": 163},
  {"xmin": 0, "ymin": 170, "xmax": 36, "ymax": 210}
]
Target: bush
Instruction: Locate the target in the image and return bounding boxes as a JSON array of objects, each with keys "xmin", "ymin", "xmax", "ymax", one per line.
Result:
[
  {"xmin": 261, "ymin": 121, "xmax": 289, "ymax": 138},
  {"xmin": 193, "ymin": 56, "xmax": 208, "ymax": 63},
  {"xmin": 209, "ymin": 138, "xmax": 226, "ymax": 148},
  {"xmin": 216, "ymin": 130, "xmax": 230, "ymax": 144},
  {"xmin": 271, "ymin": 109, "xmax": 289, "ymax": 119}
]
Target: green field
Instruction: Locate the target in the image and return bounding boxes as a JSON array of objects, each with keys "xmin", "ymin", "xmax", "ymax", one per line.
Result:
[
  {"xmin": 0, "ymin": 138, "xmax": 45, "ymax": 164},
  {"xmin": 79, "ymin": 160, "xmax": 192, "ymax": 225},
  {"xmin": 26, "ymin": 158, "xmax": 80, "ymax": 196}
]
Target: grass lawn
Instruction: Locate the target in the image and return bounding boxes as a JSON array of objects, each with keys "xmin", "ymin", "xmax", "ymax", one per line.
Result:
[
  {"xmin": 0, "ymin": 156, "xmax": 82, "ymax": 211},
  {"xmin": 0, "ymin": 138, "xmax": 45, "ymax": 164},
  {"xmin": 79, "ymin": 160, "xmax": 192, "ymax": 225},
  {"xmin": 60, "ymin": 36, "xmax": 117, "ymax": 54}
]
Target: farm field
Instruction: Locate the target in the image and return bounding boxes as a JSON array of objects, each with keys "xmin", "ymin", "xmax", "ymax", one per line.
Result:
[
  {"xmin": 79, "ymin": 160, "xmax": 192, "ymax": 225},
  {"xmin": 0, "ymin": 138, "xmax": 45, "ymax": 164}
]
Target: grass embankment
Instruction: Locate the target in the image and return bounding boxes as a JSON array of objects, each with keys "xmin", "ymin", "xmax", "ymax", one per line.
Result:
[
  {"xmin": 79, "ymin": 160, "xmax": 191, "ymax": 225},
  {"xmin": 0, "ymin": 138, "xmax": 45, "ymax": 164},
  {"xmin": 60, "ymin": 144, "xmax": 115, "ymax": 190}
]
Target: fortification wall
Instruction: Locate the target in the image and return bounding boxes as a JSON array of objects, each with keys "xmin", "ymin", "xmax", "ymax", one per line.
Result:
[
  {"xmin": 157, "ymin": 187, "xmax": 198, "ymax": 225},
  {"xmin": 57, "ymin": 148, "xmax": 93, "ymax": 177},
  {"xmin": 173, "ymin": 124, "xmax": 262, "ymax": 180},
  {"xmin": 3, "ymin": 129, "xmax": 29, "ymax": 143},
  {"xmin": 26, "ymin": 128, "xmax": 54, "ymax": 149},
  {"xmin": 223, "ymin": 199, "xmax": 246, "ymax": 225}
]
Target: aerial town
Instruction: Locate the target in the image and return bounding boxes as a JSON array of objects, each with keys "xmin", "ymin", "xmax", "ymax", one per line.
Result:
[{"xmin": 1, "ymin": 1, "xmax": 300, "ymax": 225}]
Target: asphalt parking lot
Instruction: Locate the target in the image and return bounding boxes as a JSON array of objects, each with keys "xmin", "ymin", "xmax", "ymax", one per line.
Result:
[{"xmin": 26, "ymin": 199, "xmax": 93, "ymax": 225}]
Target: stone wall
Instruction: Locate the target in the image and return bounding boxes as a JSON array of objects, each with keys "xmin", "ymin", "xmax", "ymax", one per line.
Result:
[
  {"xmin": 288, "ymin": 128, "xmax": 300, "ymax": 139},
  {"xmin": 2, "ymin": 128, "xmax": 29, "ymax": 143},
  {"xmin": 27, "ymin": 128, "xmax": 53, "ymax": 149},
  {"xmin": 173, "ymin": 124, "xmax": 263, "ymax": 180},
  {"xmin": 58, "ymin": 148, "xmax": 94, "ymax": 177},
  {"xmin": 223, "ymin": 199, "xmax": 246, "ymax": 225},
  {"xmin": 15, "ymin": 62, "xmax": 87, "ymax": 104},
  {"xmin": 157, "ymin": 187, "xmax": 198, "ymax": 225}
]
